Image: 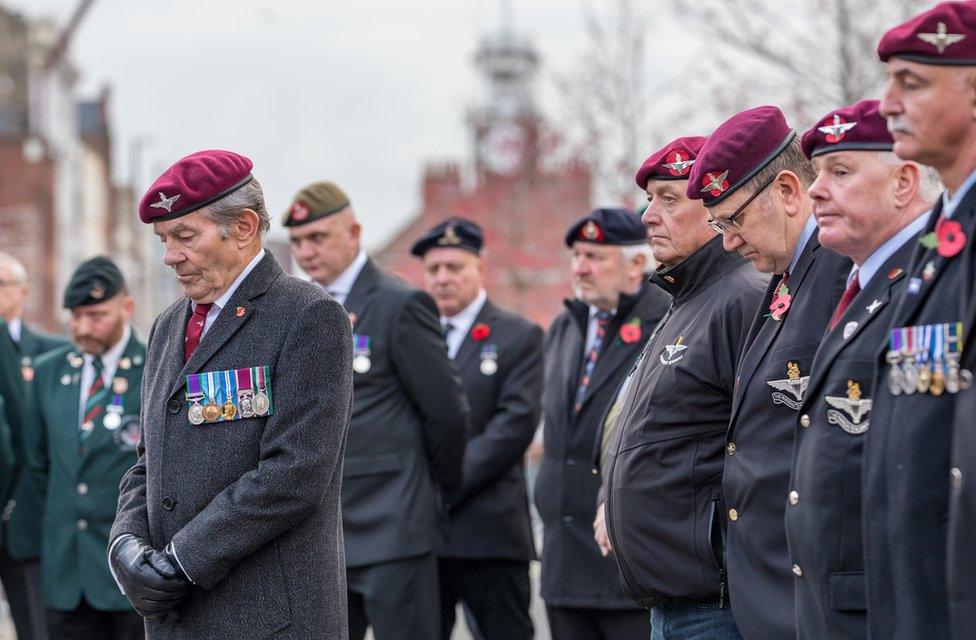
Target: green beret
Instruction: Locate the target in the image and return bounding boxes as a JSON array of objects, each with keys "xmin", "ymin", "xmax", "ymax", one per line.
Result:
[
  {"xmin": 282, "ymin": 181, "xmax": 351, "ymax": 227},
  {"xmin": 63, "ymin": 256, "xmax": 125, "ymax": 309}
]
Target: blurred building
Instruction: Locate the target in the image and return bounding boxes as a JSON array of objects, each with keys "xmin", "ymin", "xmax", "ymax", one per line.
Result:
[
  {"xmin": 374, "ymin": 19, "xmax": 592, "ymax": 328},
  {"xmin": 0, "ymin": 5, "xmax": 163, "ymax": 334}
]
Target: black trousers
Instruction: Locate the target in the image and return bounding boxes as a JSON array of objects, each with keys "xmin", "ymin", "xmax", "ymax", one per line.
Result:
[
  {"xmin": 0, "ymin": 548, "xmax": 49, "ymax": 640},
  {"xmin": 438, "ymin": 558, "xmax": 532, "ymax": 640},
  {"xmin": 545, "ymin": 605, "xmax": 649, "ymax": 640},
  {"xmin": 347, "ymin": 552, "xmax": 440, "ymax": 640},
  {"xmin": 46, "ymin": 598, "xmax": 143, "ymax": 640}
]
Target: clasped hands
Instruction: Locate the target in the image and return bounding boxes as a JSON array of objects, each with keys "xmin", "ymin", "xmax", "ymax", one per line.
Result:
[{"xmin": 109, "ymin": 535, "xmax": 192, "ymax": 618}]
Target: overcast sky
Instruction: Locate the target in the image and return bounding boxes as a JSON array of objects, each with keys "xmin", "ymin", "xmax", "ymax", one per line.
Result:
[{"xmin": 9, "ymin": 0, "xmax": 602, "ymax": 248}]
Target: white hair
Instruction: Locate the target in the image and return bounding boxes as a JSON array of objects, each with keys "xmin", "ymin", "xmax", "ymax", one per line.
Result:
[
  {"xmin": 204, "ymin": 177, "xmax": 271, "ymax": 238},
  {"xmin": 878, "ymin": 152, "xmax": 944, "ymax": 204},
  {"xmin": 620, "ymin": 243, "xmax": 655, "ymax": 274},
  {"xmin": 0, "ymin": 252, "xmax": 27, "ymax": 282}
]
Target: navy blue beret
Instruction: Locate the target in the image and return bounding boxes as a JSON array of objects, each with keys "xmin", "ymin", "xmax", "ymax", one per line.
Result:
[
  {"xmin": 63, "ymin": 256, "xmax": 126, "ymax": 308},
  {"xmin": 411, "ymin": 217, "xmax": 484, "ymax": 257},
  {"xmin": 564, "ymin": 207, "xmax": 647, "ymax": 247}
]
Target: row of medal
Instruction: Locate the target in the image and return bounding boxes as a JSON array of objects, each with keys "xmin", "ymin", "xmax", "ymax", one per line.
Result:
[
  {"xmin": 885, "ymin": 322, "xmax": 973, "ymax": 396},
  {"xmin": 352, "ymin": 334, "xmax": 499, "ymax": 376},
  {"xmin": 184, "ymin": 366, "xmax": 272, "ymax": 425},
  {"xmin": 63, "ymin": 352, "xmax": 138, "ymax": 433}
]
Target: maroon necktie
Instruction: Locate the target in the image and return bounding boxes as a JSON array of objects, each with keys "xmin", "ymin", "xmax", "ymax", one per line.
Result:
[
  {"xmin": 184, "ymin": 303, "xmax": 213, "ymax": 362},
  {"xmin": 829, "ymin": 273, "xmax": 861, "ymax": 331}
]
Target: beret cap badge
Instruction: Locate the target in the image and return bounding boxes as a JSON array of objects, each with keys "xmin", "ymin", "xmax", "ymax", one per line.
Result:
[
  {"xmin": 90, "ymin": 284, "xmax": 105, "ymax": 300},
  {"xmin": 700, "ymin": 170, "xmax": 730, "ymax": 196},
  {"xmin": 438, "ymin": 225, "xmax": 462, "ymax": 246},
  {"xmin": 818, "ymin": 115, "xmax": 858, "ymax": 143},
  {"xmin": 918, "ymin": 21, "xmax": 967, "ymax": 54},
  {"xmin": 291, "ymin": 201, "xmax": 310, "ymax": 222},
  {"xmin": 662, "ymin": 151, "xmax": 695, "ymax": 176},
  {"xmin": 582, "ymin": 221, "xmax": 601, "ymax": 240},
  {"xmin": 150, "ymin": 192, "xmax": 181, "ymax": 213}
]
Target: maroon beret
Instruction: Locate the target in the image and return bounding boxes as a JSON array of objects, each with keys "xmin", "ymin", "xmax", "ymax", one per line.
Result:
[
  {"xmin": 139, "ymin": 150, "xmax": 254, "ymax": 223},
  {"xmin": 635, "ymin": 136, "xmax": 707, "ymax": 188},
  {"xmin": 686, "ymin": 106, "xmax": 795, "ymax": 207},
  {"xmin": 801, "ymin": 99, "xmax": 893, "ymax": 159},
  {"xmin": 878, "ymin": 1, "xmax": 976, "ymax": 65}
]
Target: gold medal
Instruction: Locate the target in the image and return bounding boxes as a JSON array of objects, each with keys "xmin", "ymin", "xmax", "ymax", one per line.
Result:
[
  {"xmin": 931, "ymin": 369, "xmax": 946, "ymax": 396},
  {"xmin": 917, "ymin": 365, "xmax": 932, "ymax": 394},
  {"xmin": 222, "ymin": 400, "xmax": 238, "ymax": 420}
]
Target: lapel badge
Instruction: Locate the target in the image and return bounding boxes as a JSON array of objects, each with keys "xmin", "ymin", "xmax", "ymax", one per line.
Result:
[
  {"xmin": 917, "ymin": 21, "xmax": 967, "ymax": 54},
  {"xmin": 68, "ymin": 354, "xmax": 83, "ymax": 368},
  {"xmin": 21, "ymin": 366, "xmax": 33, "ymax": 382},
  {"xmin": 866, "ymin": 299, "xmax": 882, "ymax": 314},
  {"xmin": 20, "ymin": 356, "xmax": 30, "ymax": 367},
  {"xmin": 119, "ymin": 357, "xmax": 131, "ymax": 370},
  {"xmin": 471, "ymin": 323, "xmax": 491, "ymax": 342},
  {"xmin": 767, "ymin": 361, "xmax": 810, "ymax": 411},
  {"xmin": 348, "ymin": 312, "xmax": 357, "ymax": 326},
  {"xmin": 150, "ymin": 192, "xmax": 181, "ymax": 213},
  {"xmin": 908, "ymin": 277, "xmax": 923, "ymax": 294},
  {"xmin": 817, "ymin": 114, "xmax": 857, "ymax": 143},
  {"xmin": 659, "ymin": 336, "xmax": 687, "ymax": 365},
  {"xmin": 60, "ymin": 373, "xmax": 72, "ymax": 386},
  {"xmin": 825, "ymin": 379, "xmax": 872, "ymax": 435},
  {"xmin": 438, "ymin": 224, "xmax": 462, "ymax": 246},
  {"xmin": 843, "ymin": 321, "xmax": 859, "ymax": 340},
  {"xmin": 236, "ymin": 306, "xmax": 246, "ymax": 317},
  {"xmin": 112, "ymin": 377, "xmax": 129, "ymax": 395},
  {"xmin": 619, "ymin": 318, "xmax": 642, "ymax": 344},
  {"xmin": 922, "ymin": 260, "xmax": 936, "ymax": 282},
  {"xmin": 888, "ymin": 267, "xmax": 903, "ymax": 280},
  {"xmin": 662, "ymin": 151, "xmax": 695, "ymax": 176},
  {"xmin": 700, "ymin": 170, "xmax": 730, "ymax": 196},
  {"xmin": 133, "ymin": 355, "xmax": 143, "ymax": 366}
]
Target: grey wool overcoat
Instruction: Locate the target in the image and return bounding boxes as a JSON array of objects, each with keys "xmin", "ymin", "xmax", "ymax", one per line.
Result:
[{"xmin": 111, "ymin": 252, "xmax": 353, "ymax": 639}]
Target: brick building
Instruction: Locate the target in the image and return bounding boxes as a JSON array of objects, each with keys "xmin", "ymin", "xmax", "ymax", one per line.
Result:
[{"xmin": 374, "ymin": 22, "xmax": 592, "ymax": 328}]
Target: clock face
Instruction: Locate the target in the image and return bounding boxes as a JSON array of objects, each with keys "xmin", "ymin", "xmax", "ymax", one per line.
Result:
[{"xmin": 481, "ymin": 123, "xmax": 526, "ymax": 175}]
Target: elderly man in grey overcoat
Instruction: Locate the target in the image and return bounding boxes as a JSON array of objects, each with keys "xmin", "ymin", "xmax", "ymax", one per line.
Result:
[{"xmin": 109, "ymin": 149, "xmax": 353, "ymax": 639}]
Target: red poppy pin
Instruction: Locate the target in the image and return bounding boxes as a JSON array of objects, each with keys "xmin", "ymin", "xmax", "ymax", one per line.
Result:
[
  {"xmin": 619, "ymin": 318, "xmax": 642, "ymax": 343},
  {"xmin": 919, "ymin": 218, "xmax": 967, "ymax": 258},
  {"xmin": 235, "ymin": 306, "xmax": 246, "ymax": 317},
  {"xmin": 769, "ymin": 282, "xmax": 792, "ymax": 321},
  {"xmin": 471, "ymin": 323, "xmax": 491, "ymax": 341}
]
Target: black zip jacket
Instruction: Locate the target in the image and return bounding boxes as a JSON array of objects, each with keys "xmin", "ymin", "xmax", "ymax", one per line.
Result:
[{"xmin": 603, "ymin": 236, "xmax": 768, "ymax": 609}]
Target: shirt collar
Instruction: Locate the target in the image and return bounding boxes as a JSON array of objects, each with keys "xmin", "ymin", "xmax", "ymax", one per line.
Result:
[
  {"xmin": 588, "ymin": 304, "xmax": 617, "ymax": 320},
  {"xmin": 856, "ymin": 211, "xmax": 929, "ymax": 288},
  {"xmin": 7, "ymin": 317, "xmax": 21, "ymax": 343},
  {"xmin": 789, "ymin": 214, "xmax": 818, "ymax": 274},
  {"xmin": 941, "ymin": 166, "xmax": 976, "ymax": 219},
  {"xmin": 84, "ymin": 324, "xmax": 131, "ymax": 369},
  {"xmin": 324, "ymin": 250, "xmax": 368, "ymax": 299}
]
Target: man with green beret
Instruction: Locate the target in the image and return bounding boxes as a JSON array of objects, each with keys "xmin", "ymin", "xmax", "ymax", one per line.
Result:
[
  {"xmin": 27, "ymin": 256, "xmax": 145, "ymax": 639},
  {"xmin": 285, "ymin": 181, "xmax": 468, "ymax": 640}
]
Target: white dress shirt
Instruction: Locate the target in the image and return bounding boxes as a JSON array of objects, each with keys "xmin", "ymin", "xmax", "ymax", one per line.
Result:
[
  {"xmin": 942, "ymin": 167, "xmax": 976, "ymax": 219},
  {"xmin": 192, "ymin": 248, "xmax": 265, "ymax": 337},
  {"xmin": 7, "ymin": 317, "xmax": 21, "ymax": 344},
  {"xmin": 321, "ymin": 250, "xmax": 368, "ymax": 307},
  {"xmin": 854, "ymin": 212, "xmax": 929, "ymax": 289},
  {"xmin": 584, "ymin": 305, "xmax": 617, "ymax": 356},
  {"xmin": 78, "ymin": 324, "xmax": 131, "ymax": 424},
  {"xmin": 441, "ymin": 290, "xmax": 487, "ymax": 359}
]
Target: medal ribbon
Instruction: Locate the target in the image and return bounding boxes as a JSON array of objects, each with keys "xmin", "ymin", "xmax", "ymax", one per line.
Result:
[
  {"xmin": 353, "ymin": 334, "xmax": 371, "ymax": 355},
  {"xmin": 223, "ymin": 369, "xmax": 236, "ymax": 405},
  {"xmin": 481, "ymin": 344, "xmax": 498, "ymax": 358},
  {"xmin": 255, "ymin": 366, "xmax": 266, "ymax": 391},
  {"xmin": 236, "ymin": 367, "xmax": 252, "ymax": 390}
]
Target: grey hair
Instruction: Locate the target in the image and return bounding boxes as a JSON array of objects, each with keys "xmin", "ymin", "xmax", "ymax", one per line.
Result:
[
  {"xmin": 620, "ymin": 243, "xmax": 655, "ymax": 274},
  {"xmin": 877, "ymin": 152, "xmax": 944, "ymax": 204},
  {"xmin": 739, "ymin": 137, "xmax": 817, "ymax": 202},
  {"xmin": 204, "ymin": 177, "xmax": 271, "ymax": 238},
  {"xmin": 0, "ymin": 252, "xmax": 27, "ymax": 282}
]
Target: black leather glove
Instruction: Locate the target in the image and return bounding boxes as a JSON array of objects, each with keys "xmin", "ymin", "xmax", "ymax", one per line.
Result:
[{"xmin": 109, "ymin": 535, "xmax": 191, "ymax": 618}]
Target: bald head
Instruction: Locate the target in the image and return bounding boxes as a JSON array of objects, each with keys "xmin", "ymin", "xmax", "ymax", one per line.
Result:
[{"xmin": 0, "ymin": 252, "xmax": 28, "ymax": 322}]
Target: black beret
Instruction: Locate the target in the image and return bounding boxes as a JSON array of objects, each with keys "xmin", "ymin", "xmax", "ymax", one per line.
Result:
[
  {"xmin": 63, "ymin": 256, "xmax": 125, "ymax": 309},
  {"xmin": 564, "ymin": 207, "xmax": 647, "ymax": 248},
  {"xmin": 411, "ymin": 217, "xmax": 484, "ymax": 257}
]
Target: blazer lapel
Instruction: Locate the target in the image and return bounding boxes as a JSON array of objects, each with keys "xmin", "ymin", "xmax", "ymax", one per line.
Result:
[
  {"xmin": 454, "ymin": 302, "xmax": 495, "ymax": 371},
  {"xmin": 343, "ymin": 259, "xmax": 381, "ymax": 332},
  {"xmin": 167, "ymin": 253, "xmax": 281, "ymax": 400},
  {"xmin": 732, "ymin": 237, "xmax": 821, "ymax": 421}
]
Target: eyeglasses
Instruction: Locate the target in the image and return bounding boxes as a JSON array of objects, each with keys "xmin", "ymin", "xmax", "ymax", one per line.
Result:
[
  {"xmin": 0, "ymin": 280, "xmax": 23, "ymax": 287},
  {"xmin": 706, "ymin": 174, "xmax": 777, "ymax": 235}
]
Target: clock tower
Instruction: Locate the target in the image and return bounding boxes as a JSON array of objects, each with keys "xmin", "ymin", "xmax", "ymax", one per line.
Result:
[{"xmin": 469, "ymin": 6, "xmax": 540, "ymax": 178}]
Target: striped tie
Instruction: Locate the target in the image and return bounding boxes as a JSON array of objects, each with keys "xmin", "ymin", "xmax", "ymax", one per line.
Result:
[
  {"xmin": 81, "ymin": 357, "xmax": 107, "ymax": 439},
  {"xmin": 574, "ymin": 311, "xmax": 611, "ymax": 413}
]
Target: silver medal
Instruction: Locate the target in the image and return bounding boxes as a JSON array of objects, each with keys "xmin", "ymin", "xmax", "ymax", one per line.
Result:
[
  {"xmin": 103, "ymin": 411, "xmax": 122, "ymax": 430},
  {"xmin": 61, "ymin": 373, "xmax": 72, "ymax": 386},
  {"xmin": 480, "ymin": 358, "xmax": 498, "ymax": 376},
  {"xmin": 188, "ymin": 402, "xmax": 205, "ymax": 426},
  {"xmin": 353, "ymin": 354, "xmax": 371, "ymax": 374},
  {"xmin": 253, "ymin": 391, "xmax": 270, "ymax": 416}
]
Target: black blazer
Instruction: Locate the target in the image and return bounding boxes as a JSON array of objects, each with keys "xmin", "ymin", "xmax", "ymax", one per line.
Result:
[
  {"xmin": 17, "ymin": 323, "xmax": 69, "ymax": 365},
  {"xmin": 866, "ymin": 193, "xmax": 976, "ymax": 640},
  {"xmin": 439, "ymin": 300, "xmax": 542, "ymax": 562},
  {"xmin": 723, "ymin": 232, "xmax": 850, "ymax": 640},
  {"xmin": 0, "ymin": 320, "xmax": 30, "ymax": 554},
  {"xmin": 341, "ymin": 258, "xmax": 469, "ymax": 568},
  {"xmin": 535, "ymin": 283, "xmax": 670, "ymax": 609},
  {"xmin": 786, "ymin": 235, "xmax": 915, "ymax": 640}
]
